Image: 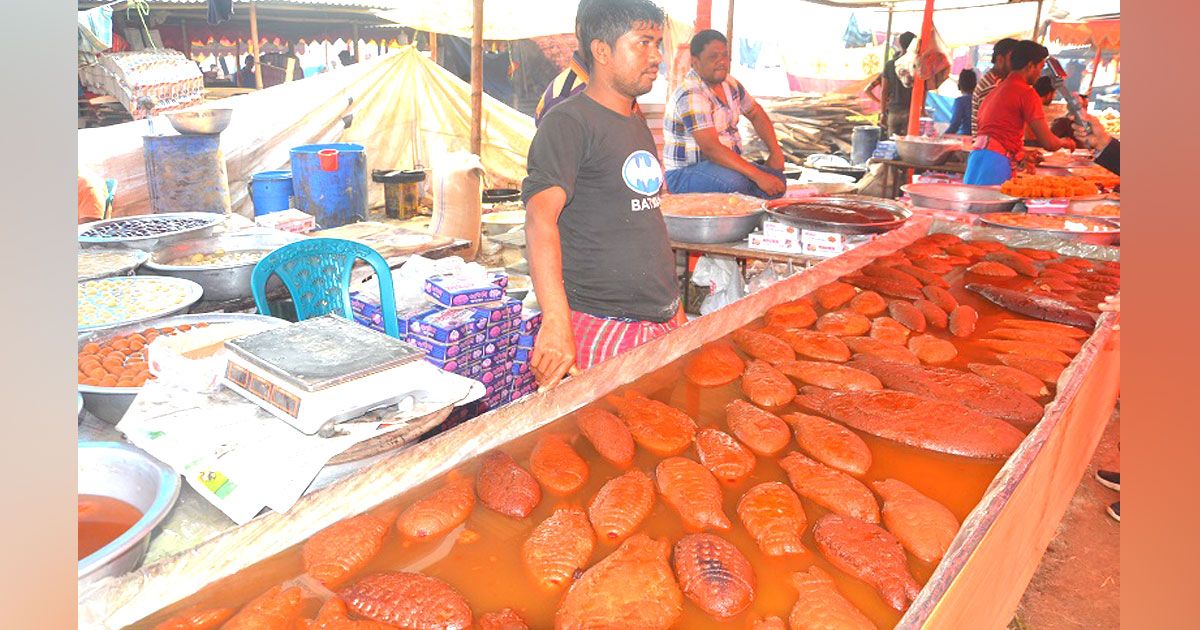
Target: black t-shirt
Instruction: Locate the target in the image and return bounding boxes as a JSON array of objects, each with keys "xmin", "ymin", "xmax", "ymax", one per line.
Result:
[
  {"xmin": 884, "ymin": 59, "xmax": 911, "ymax": 113},
  {"xmin": 522, "ymin": 93, "xmax": 679, "ymax": 323}
]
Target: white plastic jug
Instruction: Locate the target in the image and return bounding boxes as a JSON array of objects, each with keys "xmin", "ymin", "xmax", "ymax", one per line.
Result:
[{"xmin": 429, "ymin": 152, "xmax": 484, "ymax": 261}]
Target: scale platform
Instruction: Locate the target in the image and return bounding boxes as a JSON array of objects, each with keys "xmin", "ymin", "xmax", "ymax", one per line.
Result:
[{"xmin": 222, "ymin": 315, "xmax": 431, "ymax": 435}]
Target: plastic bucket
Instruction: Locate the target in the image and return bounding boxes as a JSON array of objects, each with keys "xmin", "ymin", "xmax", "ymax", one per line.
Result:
[
  {"xmin": 290, "ymin": 143, "xmax": 368, "ymax": 229},
  {"xmin": 248, "ymin": 170, "xmax": 293, "ymax": 216},
  {"xmin": 143, "ymin": 134, "xmax": 231, "ymax": 215},
  {"xmin": 850, "ymin": 126, "xmax": 882, "ymax": 166}
]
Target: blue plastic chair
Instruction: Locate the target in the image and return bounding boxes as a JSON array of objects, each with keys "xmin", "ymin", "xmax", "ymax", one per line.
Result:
[{"xmin": 250, "ymin": 237, "xmax": 401, "ymax": 338}]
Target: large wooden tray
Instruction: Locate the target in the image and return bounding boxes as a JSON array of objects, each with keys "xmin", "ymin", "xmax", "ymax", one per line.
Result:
[{"xmin": 78, "ymin": 216, "xmax": 1121, "ymax": 629}]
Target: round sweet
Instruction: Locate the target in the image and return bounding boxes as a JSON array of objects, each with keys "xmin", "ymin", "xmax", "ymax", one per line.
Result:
[{"xmin": 78, "ymin": 277, "xmax": 195, "ymax": 329}]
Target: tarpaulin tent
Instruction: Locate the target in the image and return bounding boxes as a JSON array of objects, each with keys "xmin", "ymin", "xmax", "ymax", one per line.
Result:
[{"xmin": 78, "ymin": 45, "xmax": 535, "ymax": 218}]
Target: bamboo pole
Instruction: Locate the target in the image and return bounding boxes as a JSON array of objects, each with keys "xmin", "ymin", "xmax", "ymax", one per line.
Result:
[
  {"xmin": 470, "ymin": 0, "xmax": 484, "ymax": 155},
  {"xmin": 880, "ymin": 3, "xmax": 894, "ymax": 130},
  {"xmin": 354, "ymin": 24, "xmax": 362, "ymax": 63},
  {"xmin": 430, "ymin": 32, "xmax": 438, "ymax": 61},
  {"xmin": 1032, "ymin": 0, "xmax": 1045, "ymax": 40},
  {"xmin": 725, "ymin": 0, "xmax": 735, "ymax": 45},
  {"xmin": 181, "ymin": 19, "xmax": 190, "ymax": 58},
  {"xmin": 249, "ymin": 0, "xmax": 263, "ymax": 89},
  {"xmin": 905, "ymin": 0, "xmax": 935, "ymax": 137}
]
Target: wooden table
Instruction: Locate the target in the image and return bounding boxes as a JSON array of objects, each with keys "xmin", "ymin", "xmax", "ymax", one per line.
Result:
[
  {"xmin": 874, "ymin": 155, "xmax": 968, "ymax": 200},
  {"xmin": 670, "ymin": 239, "xmax": 822, "ymax": 309}
]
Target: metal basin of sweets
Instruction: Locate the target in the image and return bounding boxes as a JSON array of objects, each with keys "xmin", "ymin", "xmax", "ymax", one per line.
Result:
[
  {"xmin": 78, "ymin": 442, "xmax": 181, "ymax": 587},
  {"xmin": 765, "ymin": 195, "xmax": 910, "ymax": 234},
  {"xmin": 78, "ymin": 212, "xmax": 226, "ymax": 252},
  {"xmin": 978, "ymin": 212, "xmax": 1120, "ymax": 246},
  {"xmin": 900, "ymin": 183, "xmax": 1021, "ymax": 215},
  {"xmin": 77, "ymin": 313, "xmax": 287, "ymax": 423},
  {"xmin": 77, "ymin": 276, "xmax": 205, "ymax": 333},
  {"xmin": 78, "ymin": 248, "xmax": 150, "ymax": 281},
  {"xmin": 660, "ymin": 192, "xmax": 766, "ymax": 243},
  {"xmin": 141, "ymin": 230, "xmax": 304, "ymax": 302}
]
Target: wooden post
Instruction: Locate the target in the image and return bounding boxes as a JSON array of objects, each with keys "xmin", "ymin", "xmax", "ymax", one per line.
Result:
[
  {"xmin": 470, "ymin": 0, "xmax": 484, "ymax": 155},
  {"xmin": 1032, "ymin": 0, "xmax": 1045, "ymax": 40},
  {"xmin": 880, "ymin": 4, "xmax": 894, "ymax": 129},
  {"xmin": 695, "ymin": 0, "xmax": 712, "ymax": 31},
  {"xmin": 181, "ymin": 20, "xmax": 190, "ymax": 58},
  {"xmin": 430, "ymin": 32, "xmax": 438, "ymax": 61},
  {"xmin": 906, "ymin": 0, "xmax": 935, "ymax": 137},
  {"xmin": 353, "ymin": 24, "xmax": 362, "ymax": 63},
  {"xmin": 1085, "ymin": 46, "xmax": 1102, "ymax": 98},
  {"xmin": 249, "ymin": 0, "xmax": 264, "ymax": 89},
  {"xmin": 725, "ymin": 0, "xmax": 735, "ymax": 46}
]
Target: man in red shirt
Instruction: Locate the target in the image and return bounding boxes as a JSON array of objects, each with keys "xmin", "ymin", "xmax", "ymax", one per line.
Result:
[{"xmin": 964, "ymin": 41, "xmax": 1075, "ymax": 185}]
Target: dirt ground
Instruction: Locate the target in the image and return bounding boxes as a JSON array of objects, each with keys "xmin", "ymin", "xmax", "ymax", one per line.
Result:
[{"xmin": 1009, "ymin": 404, "xmax": 1121, "ymax": 630}]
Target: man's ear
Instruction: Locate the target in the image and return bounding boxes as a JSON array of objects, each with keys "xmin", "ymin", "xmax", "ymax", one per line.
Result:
[{"xmin": 590, "ymin": 39, "xmax": 611, "ymax": 68}]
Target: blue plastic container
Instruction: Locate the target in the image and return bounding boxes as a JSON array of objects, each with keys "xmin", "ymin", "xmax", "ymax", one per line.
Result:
[
  {"xmin": 248, "ymin": 170, "xmax": 294, "ymax": 216},
  {"xmin": 143, "ymin": 134, "xmax": 231, "ymax": 214},
  {"xmin": 289, "ymin": 143, "xmax": 368, "ymax": 228}
]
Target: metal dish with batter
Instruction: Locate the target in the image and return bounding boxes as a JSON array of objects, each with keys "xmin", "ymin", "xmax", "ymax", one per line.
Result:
[{"xmin": 765, "ymin": 195, "xmax": 910, "ymax": 234}]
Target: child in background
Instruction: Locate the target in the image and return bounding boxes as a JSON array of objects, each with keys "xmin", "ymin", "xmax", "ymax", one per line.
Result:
[{"xmin": 945, "ymin": 69, "xmax": 977, "ymax": 136}]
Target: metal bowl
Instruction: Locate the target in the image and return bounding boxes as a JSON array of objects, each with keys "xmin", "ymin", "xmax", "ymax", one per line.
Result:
[
  {"xmin": 481, "ymin": 210, "xmax": 526, "ymax": 237},
  {"xmin": 166, "ymin": 108, "xmax": 233, "ymax": 135},
  {"xmin": 901, "ymin": 183, "xmax": 1022, "ymax": 214},
  {"xmin": 78, "ymin": 276, "xmax": 205, "ymax": 333},
  {"xmin": 141, "ymin": 230, "xmax": 305, "ymax": 302},
  {"xmin": 78, "ymin": 212, "xmax": 226, "ymax": 252},
  {"xmin": 78, "ymin": 248, "xmax": 150, "ymax": 282},
  {"xmin": 78, "ymin": 442, "xmax": 181, "ymax": 587},
  {"xmin": 977, "ymin": 214, "xmax": 1121, "ymax": 247},
  {"xmin": 663, "ymin": 210, "xmax": 765, "ymax": 244},
  {"xmin": 765, "ymin": 195, "xmax": 911, "ymax": 235},
  {"xmin": 77, "ymin": 313, "xmax": 286, "ymax": 424},
  {"xmin": 895, "ymin": 136, "xmax": 963, "ymax": 166}
]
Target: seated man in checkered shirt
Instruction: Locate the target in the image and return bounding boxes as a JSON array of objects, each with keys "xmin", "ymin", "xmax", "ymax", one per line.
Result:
[{"xmin": 663, "ymin": 30, "xmax": 786, "ymax": 199}]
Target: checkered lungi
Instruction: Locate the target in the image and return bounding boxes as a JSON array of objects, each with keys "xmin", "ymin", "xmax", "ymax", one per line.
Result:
[{"xmin": 570, "ymin": 310, "xmax": 678, "ymax": 370}]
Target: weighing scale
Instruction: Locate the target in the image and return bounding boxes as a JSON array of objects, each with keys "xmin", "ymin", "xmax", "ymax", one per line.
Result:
[{"xmin": 222, "ymin": 315, "xmax": 430, "ymax": 435}]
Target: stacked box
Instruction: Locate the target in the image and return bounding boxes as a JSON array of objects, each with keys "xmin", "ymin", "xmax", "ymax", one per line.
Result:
[
  {"xmin": 350, "ymin": 293, "xmax": 437, "ymax": 336},
  {"xmin": 353, "ymin": 274, "xmax": 532, "ymax": 425},
  {"xmin": 423, "ymin": 272, "xmax": 509, "ymax": 308}
]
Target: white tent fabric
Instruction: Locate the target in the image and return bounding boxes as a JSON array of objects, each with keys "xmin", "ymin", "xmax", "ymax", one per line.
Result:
[{"xmin": 78, "ymin": 46, "xmax": 535, "ymax": 217}]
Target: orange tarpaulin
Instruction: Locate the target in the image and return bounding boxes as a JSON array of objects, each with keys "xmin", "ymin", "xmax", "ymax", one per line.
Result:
[{"xmin": 1047, "ymin": 19, "xmax": 1120, "ymax": 50}]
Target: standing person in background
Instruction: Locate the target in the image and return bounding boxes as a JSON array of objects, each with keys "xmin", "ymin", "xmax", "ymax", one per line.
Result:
[
  {"xmin": 944, "ymin": 69, "xmax": 977, "ymax": 135},
  {"xmin": 661, "ymin": 29, "xmax": 787, "ymax": 199},
  {"xmin": 864, "ymin": 31, "xmax": 916, "ymax": 137},
  {"xmin": 534, "ymin": 0, "xmax": 643, "ymax": 126},
  {"xmin": 1025, "ymin": 76, "xmax": 1058, "ymax": 146},
  {"xmin": 236, "ymin": 55, "xmax": 256, "ymax": 88},
  {"xmin": 522, "ymin": 0, "xmax": 683, "ymax": 388},
  {"xmin": 964, "ymin": 40, "xmax": 1075, "ymax": 185},
  {"xmin": 1073, "ymin": 110, "xmax": 1120, "ymax": 175},
  {"xmin": 971, "ymin": 38, "xmax": 1018, "ymax": 133}
]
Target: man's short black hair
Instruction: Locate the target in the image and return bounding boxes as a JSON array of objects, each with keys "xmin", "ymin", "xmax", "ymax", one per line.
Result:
[
  {"xmin": 576, "ymin": 0, "xmax": 665, "ymax": 70},
  {"xmin": 992, "ymin": 38, "xmax": 1018, "ymax": 63},
  {"xmin": 690, "ymin": 29, "xmax": 727, "ymax": 58},
  {"xmin": 898, "ymin": 32, "xmax": 916, "ymax": 51},
  {"xmin": 1033, "ymin": 75, "xmax": 1055, "ymax": 97},
  {"xmin": 1010, "ymin": 40, "xmax": 1050, "ymax": 71},
  {"xmin": 958, "ymin": 69, "xmax": 978, "ymax": 93}
]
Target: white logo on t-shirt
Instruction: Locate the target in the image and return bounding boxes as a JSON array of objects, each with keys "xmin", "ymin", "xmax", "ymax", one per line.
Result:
[{"xmin": 622, "ymin": 150, "xmax": 663, "ymax": 197}]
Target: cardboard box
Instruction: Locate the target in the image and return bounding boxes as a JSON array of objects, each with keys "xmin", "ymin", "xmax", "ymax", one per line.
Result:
[
  {"xmin": 519, "ymin": 309, "xmax": 543, "ymax": 334},
  {"xmin": 254, "ymin": 209, "xmax": 316, "ymax": 234},
  {"xmin": 472, "ymin": 298, "xmax": 523, "ymax": 325},
  {"xmin": 748, "ymin": 230, "xmax": 805, "ymax": 253},
  {"xmin": 423, "ymin": 273, "xmax": 508, "ymax": 308},
  {"xmin": 407, "ymin": 334, "xmax": 487, "ymax": 361},
  {"xmin": 409, "ymin": 308, "xmax": 488, "ymax": 343},
  {"xmin": 762, "ymin": 219, "xmax": 801, "ymax": 241},
  {"xmin": 349, "ymin": 293, "xmax": 438, "ymax": 336}
]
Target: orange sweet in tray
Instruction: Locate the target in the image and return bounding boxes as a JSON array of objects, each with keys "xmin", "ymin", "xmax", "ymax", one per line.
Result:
[{"xmin": 1000, "ymin": 174, "xmax": 1099, "ymax": 199}]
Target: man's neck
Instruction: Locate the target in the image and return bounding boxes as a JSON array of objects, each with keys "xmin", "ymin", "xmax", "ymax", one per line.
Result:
[{"xmin": 584, "ymin": 80, "xmax": 636, "ymax": 117}]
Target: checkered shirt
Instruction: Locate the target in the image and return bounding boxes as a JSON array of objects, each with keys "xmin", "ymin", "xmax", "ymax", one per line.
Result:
[{"xmin": 663, "ymin": 69, "xmax": 757, "ymax": 170}]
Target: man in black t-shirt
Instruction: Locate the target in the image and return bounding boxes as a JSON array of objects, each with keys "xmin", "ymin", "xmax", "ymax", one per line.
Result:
[
  {"xmin": 866, "ymin": 32, "xmax": 916, "ymax": 136},
  {"xmin": 522, "ymin": 0, "xmax": 682, "ymax": 388}
]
